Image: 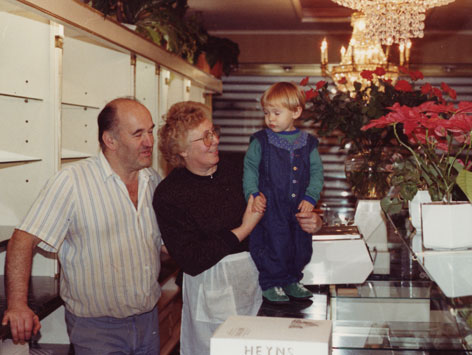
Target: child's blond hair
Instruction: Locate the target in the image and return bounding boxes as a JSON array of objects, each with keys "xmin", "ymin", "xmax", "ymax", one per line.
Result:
[{"xmin": 260, "ymin": 82, "xmax": 306, "ymax": 112}]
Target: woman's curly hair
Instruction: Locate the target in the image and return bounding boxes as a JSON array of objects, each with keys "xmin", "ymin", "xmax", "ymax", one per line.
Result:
[{"xmin": 159, "ymin": 101, "xmax": 211, "ymax": 168}]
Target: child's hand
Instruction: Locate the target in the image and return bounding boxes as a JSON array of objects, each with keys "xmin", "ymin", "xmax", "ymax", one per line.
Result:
[
  {"xmin": 298, "ymin": 200, "xmax": 314, "ymax": 213},
  {"xmin": 252, "ymin": 193, "xmax": 267, "ymax": 213}
]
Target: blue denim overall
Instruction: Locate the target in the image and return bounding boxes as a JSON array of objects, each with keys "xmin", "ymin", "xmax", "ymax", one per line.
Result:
[{"xmin": 249, "ymin": 129, "xmax": 318, "ymax": 291}]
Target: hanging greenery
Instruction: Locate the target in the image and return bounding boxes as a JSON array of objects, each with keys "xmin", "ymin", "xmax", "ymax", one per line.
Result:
[{"xmin": 84, "ymin": 0, "xmax": 239, "ymax": 74}]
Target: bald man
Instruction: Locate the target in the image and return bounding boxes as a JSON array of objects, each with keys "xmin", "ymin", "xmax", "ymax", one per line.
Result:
[{"xmin": 3, "ymin": 98, "xmax": 162, "ymax": 355}]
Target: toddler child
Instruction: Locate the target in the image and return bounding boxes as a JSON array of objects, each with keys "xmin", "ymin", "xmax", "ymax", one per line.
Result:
[{"xmin": 243, "ymin": 81, "xmax": 324, "ymax": 304}]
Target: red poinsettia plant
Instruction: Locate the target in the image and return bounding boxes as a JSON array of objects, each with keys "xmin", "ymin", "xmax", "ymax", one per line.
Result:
[{"xmin": 362, "ymin": 83, "xmax": 472, "ymax": 207}]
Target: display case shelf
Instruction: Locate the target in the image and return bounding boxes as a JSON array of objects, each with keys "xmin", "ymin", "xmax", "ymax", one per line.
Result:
[
  {"xmin": 387, "ymin": 209, "xmax": 472, "ymax": 299},
  {"xmin": 258, "ymin": 215, "xmax": 472, "ymax": 353}
]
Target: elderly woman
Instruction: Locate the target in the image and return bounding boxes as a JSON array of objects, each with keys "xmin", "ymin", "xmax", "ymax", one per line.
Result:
[{"xmin": 153, "ymin": 101, "xmax": 322, "ymax": 355}]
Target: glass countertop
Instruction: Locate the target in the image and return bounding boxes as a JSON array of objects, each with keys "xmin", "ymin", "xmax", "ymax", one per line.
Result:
[
  {"xmin": 332, "ymin": 280, "xmax": 431, "ymax": 300},
  {"xmin": 388, "ymin": 209, "xmax": 472, "ymax": 299},
  {"xmin": 258, "ymin": 209, "xmax": 472, "ymax": 353}
]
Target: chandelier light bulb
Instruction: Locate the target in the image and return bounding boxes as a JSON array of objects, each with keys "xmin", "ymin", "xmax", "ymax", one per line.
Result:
[{"xmin": 321, "ymin": 38, "xmax": 328, "ymax": 65}]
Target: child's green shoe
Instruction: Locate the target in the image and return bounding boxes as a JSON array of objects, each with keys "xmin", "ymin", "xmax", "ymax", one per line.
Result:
[
  {"xmin": 262, "ymin": 286, "xmax": 290, "ymax": 304},
  {"xmin": 283, "ymin": 282, "xmax": 313, "ymax": 299}
]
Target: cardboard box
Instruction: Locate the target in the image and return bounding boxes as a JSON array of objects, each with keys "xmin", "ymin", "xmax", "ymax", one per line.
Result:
[{"xmin": 211, "ymin": 315, "xmax": 332, "ymax": 355}]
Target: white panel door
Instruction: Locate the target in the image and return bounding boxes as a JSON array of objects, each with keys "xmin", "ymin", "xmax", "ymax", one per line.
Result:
[{"xmin": 61, "ymin": 36, "xmax": 133, "ymax": 163}]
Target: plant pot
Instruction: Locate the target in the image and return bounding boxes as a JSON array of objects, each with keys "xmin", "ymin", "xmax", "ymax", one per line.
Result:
[
  {"xmin": 122, "ymin": 23, "xmax": 137, "ymax": 31},
  {"xmin": 408, "ymin": 190, "xmax": 432, "ymax": 234},
  {"xmin": 422, "ymin": 251, "xmax": 472, "ymax": 297},
  {"xmin": 196, "ymin": 53, "xmax": 211, "ymax": 74},
  {"xmin": 421, "ymin": 202, "xmax": 472, "ymax": 249},
  {"xmin": 354, "ymin": 199, "xmax": 388, "ymax": 252},
  {"xmin": 210, "ymin": 61, "xmax": 223, "ymax": 78}
]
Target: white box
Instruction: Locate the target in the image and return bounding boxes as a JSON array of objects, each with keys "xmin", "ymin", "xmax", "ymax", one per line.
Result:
[
  {"xmin": 301, "ymin": 239, "xmax": 373, "ymax": 285},
  {"xmin": 211, "ymin": 315, "xmax": 332, "ymax": 355}
]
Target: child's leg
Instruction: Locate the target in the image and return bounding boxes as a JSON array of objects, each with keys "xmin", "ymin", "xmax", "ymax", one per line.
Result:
[
  {"xmin": 290, "ymin": 219, "xmax": 313, "ymax": 281},
  {"xmin": 250, "ymin": 214, "xmax": 295, "ymax": 290},
  {"xmin": 281, "ymin": 219, "xmax": 314, "ymax": 299}
]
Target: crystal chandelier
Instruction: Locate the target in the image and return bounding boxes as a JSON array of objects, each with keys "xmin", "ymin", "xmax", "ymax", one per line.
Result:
[
  {"xmin": 321, "ymin": 12, "xmax": 403, "ymax": 93},
  {"xmin": 330, "ymin": 0, "xmax": 456, "ymax": 45}
]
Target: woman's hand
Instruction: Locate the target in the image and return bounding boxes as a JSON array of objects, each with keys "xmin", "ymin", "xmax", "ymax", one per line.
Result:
[
  {"xmin": 252, "ymin": 193, "xmax": 267, "ymax": 213},
  {"xmin": 232, "ymin": 195, "xmax": 264, "ymax": 241},
  {"xmin": 298, "ymin": 200, "xmax": 314, "ymax": 213},
  {"xmin": 295, "ymin": 211, "xmax": 322, "ymax": 235}
]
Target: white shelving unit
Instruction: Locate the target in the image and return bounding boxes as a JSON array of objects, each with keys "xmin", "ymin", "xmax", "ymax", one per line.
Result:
[
  {"xmin": 0, "ymin": 0, "xmax": 221, "ymax": 243},
  {"xmin": 61, "ymin": 34, "xmax": 133, "ymax": 164},
  {"xmin": 0, "ymin": 6, "xmax": 60, "ymax": 247},
  {"xmin": 0, "ymin": 0, "xmax": 221, "ymax": 347}
]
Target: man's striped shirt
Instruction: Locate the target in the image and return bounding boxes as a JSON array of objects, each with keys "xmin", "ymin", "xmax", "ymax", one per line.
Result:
[{"xmin": 18, "ymin": 152, "xmax": 162, "ymax": 318}]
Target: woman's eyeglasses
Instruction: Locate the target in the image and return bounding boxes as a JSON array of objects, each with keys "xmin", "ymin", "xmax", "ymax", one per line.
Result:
[{"xmin": 191, "ymin": 125, "xmax": 221, "ymax": 147}]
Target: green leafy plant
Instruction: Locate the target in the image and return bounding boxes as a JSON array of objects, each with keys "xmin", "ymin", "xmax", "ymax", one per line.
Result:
[
  {"xmin": 136, "ymin": 5, "xmax": 207, "ymax": 63},
  {"xmin": 85, "ymin": 0, "xmax": 206, "ymax": 64},
  {"xmin": 85, "ymin": 0, "xmax": 169, "ymax": 24},
  {"xmin": 85, "ymin": 0, "xmax": 239, "ymax": 70}
]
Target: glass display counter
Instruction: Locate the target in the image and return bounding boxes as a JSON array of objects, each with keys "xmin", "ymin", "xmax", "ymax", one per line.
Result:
[{"xmin": 259, "ymin": 209, "xmax": 472, "ymax": 353}]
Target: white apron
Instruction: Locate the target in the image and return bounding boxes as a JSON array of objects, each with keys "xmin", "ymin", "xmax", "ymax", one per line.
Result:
[{"xmin": 180, "ymin": 251, "xmax": 262, "ymax": 355}]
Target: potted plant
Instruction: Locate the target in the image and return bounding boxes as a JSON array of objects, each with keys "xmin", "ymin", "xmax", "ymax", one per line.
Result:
[
  {"xmin": 300, "ymin": 66, "xmax": 430, "ymax": 199},
  {"xmin": 84, "ymin": 0, "xmax": 163, "ymax": 24},
  {"xmin": 362, "ymin": 86, "xmax": 472, "ymax": 249},
  {"xmin": 362, "ymin": 88, "xmax": 472, "ymax": 204},
  {"xmin": 85, "ymin": 0, "xmax": 208, "ymax": 64},
  {"xmin": 198, "ymin": 35, "xmax": 240, "ymax": 77},
  {"xmin": 85, "ymin": 0, "xmax": 240, "ymax": 72},
  {"xmin": 136, "ymin": 1, "xmax": 208, "ymax": 64}
]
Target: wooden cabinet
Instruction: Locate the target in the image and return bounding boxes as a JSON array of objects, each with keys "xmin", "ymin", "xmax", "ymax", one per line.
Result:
[{"xmin": 158, "ymin": 254, "xmax": 183, "ymax": 354}]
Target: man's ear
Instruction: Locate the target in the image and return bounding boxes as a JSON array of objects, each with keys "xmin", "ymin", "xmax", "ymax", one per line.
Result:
[
  {"xmin": 103, "ymin": 131, "xmax": 116, "ymax": 151},
  {"xmin": 293, "ymin": 106, "xmax": 303, "ymax": 120}
]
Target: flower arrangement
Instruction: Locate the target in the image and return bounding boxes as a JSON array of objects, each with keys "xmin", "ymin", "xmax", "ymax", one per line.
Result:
[
  {"xmin": 362, "ymin": 93, "xmax": 472, "ymax": 212},
  {"xmin": 300, "ymin": 66, "xmax": 430, "ymax": 198}
]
